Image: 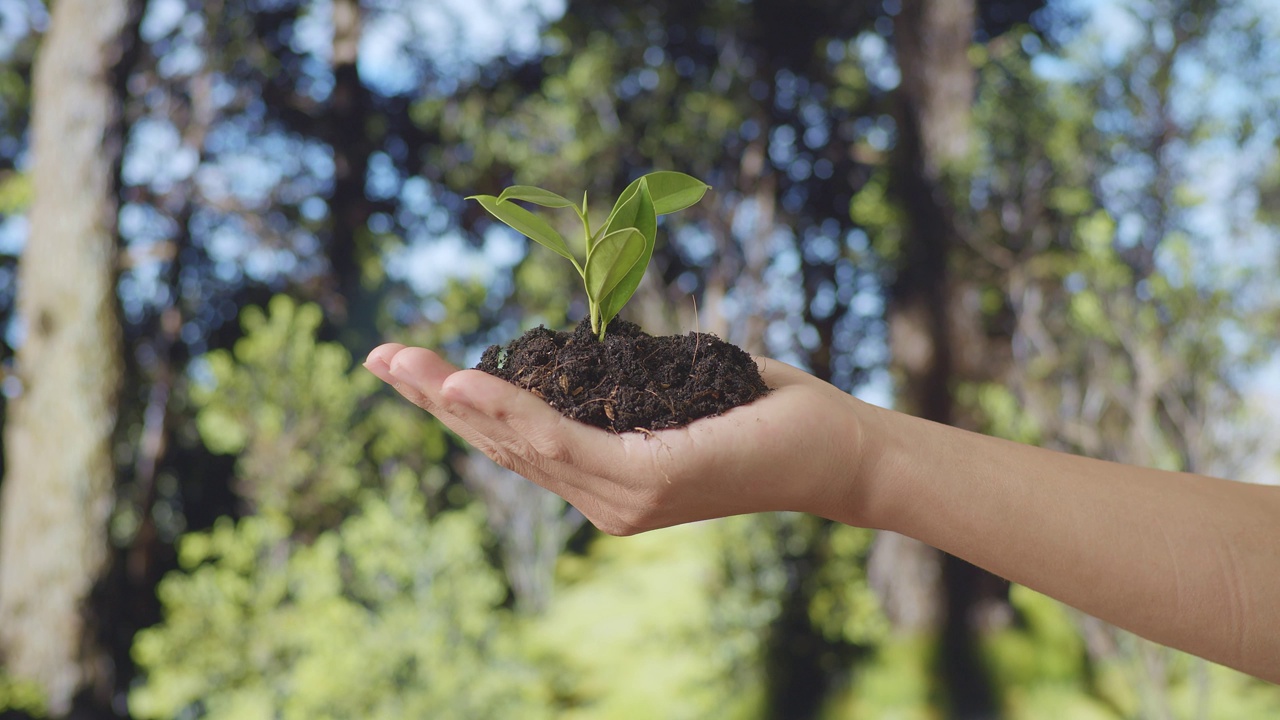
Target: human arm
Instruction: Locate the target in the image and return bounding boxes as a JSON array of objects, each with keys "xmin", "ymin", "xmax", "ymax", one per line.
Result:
[
  {"xmin": 861, "ymin": 401, "xmax": 1280, "ymax": 684},
  {"xmin": 364, "ymin": 343, "xmax": 1280, "ymax": 683}
]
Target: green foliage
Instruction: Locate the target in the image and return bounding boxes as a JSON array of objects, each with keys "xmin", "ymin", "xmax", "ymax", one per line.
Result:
[
  {"xmin": 955, "ymin": 24, "xmax": 1280, "ymax": 718},
  {"xmin": 1164, "ymin": 661, "xmax": 1280, "ymax": 719},
  {"xmin": 0, "ymin": 172, "xmax": 31, "ymax": 215},
  {"xmin": 524, "ymin": 519, "xmax": 776, "ymax": 720},
  {"xmin": 983, "ymin": 585, "xmax": 1115, "ymax": 719},
  {"xmin": 829, "ymin": 634, "xmax": 936, "ymax": 720},
  {"xmin": 192, "ymin": 296, "xmax": 381, "ymax": 529},
  {"xmin": 982, "ymin": 586, "xmax": 1280, "ymax": 720},
  {"xmin": 808, "ymin": 524, "xmax": 887, "ymax": 645},
  {"xmin": 469, "ymin": 171, "xmax": 710, "ymax": 339},
  {"xmin": 848, "ymin": 171, "xmax": 905, "ymax": 264},
  {"xmin": 130, "ymin": 476, "xmax": 551, "ymax": 720},
  {"xmin": 151, "ymin": 292, "xmax": 840, "ymax": 720},
  {"xmin": 135, "ymin": 293, "xmax": 545, "ymax": 718},
  {"xmin": 957, "ymin": 382, "xmax": 1043, "ymax": 445},
  {"xmin": 0, "ymin": 671, "xmax": 47, "ymax": 718}
]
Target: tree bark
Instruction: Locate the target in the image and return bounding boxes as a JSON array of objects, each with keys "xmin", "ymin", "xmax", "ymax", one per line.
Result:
[
  {"xmin": 0, "ymin": 0, "xmax": 139, "ymax": 714},
  {"xmin": 876, "ymin": 1, "xmax": 1008, "ymax": 717},
  {"xmin": 324, "ymin": 0, "xmax": 380, "ymax": 349}
]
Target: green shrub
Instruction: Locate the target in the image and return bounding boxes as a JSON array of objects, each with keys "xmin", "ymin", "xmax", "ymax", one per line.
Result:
[{"xmin": 130, "ymin": 477, "xmax": 551, "ymax": 720}]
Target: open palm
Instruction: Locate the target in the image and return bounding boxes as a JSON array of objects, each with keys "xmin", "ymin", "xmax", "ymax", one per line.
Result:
[{"xmin": 364, "ymin": 343, "xmax": 869, "ymax": 534}]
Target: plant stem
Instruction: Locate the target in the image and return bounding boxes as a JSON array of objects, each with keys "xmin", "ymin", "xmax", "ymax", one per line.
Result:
[{"xmin": 581, "ymin": 200, "xmax": 605, "ymax": 340}]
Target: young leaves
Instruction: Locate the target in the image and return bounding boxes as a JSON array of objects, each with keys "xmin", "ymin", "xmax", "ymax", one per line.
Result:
[
  {"xmin": 469, "ymin": 171, "xmax": 710, "ymax": 340},
  {"xmin": 468, "ymin": 194, "xmax": 580, "ymax": 271},
  {"xmin": 618, "ymin": 170, "xmax": 711, "ymax": 216},
  {"xmin": 495, "ymin": 186, "xmax": 577, "ymax": 209},
  {"xmin": 597, "ymin": 181, "xmax": 657, "ymax": 330},
  {"xmin": 586, "ymin": 227, "xmax": 646, "ymax": 301}
]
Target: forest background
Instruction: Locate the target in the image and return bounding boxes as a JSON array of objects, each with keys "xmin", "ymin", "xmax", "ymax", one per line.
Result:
[{"xmin": 0, "ymin": 0, "xmax": 1278, "ymax": 718}]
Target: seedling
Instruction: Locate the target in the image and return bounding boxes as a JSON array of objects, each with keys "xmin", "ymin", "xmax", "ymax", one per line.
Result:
[{"xmin": 468, "ymin": 171, "xmax": 710, "ymax": 340}]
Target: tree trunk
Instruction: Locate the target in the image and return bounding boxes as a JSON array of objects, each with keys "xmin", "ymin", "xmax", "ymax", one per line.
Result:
[
  {"xmin": 0, "ymin": 0, "xmax": 139, "ymax": 714},
  {"xmin": 876, "ymin": 1, "xmax": 1008, "ymax": 717},
  {"xmin": 325, "ymin": 0, "xmax": 379, "ymax": 350}
]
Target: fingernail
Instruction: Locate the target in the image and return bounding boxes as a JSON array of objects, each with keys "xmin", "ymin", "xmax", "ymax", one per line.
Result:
[
  {"xmin": 440, "ymin": 379, "xmax": 477, "ymax": 410},
  {"xmin": 363, "ymin": 352, "xmax": 389, "ymax": 376},
  {"xmin": 387, "ymin": 358, "xmax": 409, "ymax": 383}
]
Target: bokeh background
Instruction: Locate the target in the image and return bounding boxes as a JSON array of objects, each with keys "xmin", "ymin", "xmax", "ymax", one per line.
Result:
[{"xmin": 1, "ymin": 0, "xmax": 1278, "ymax": 717}]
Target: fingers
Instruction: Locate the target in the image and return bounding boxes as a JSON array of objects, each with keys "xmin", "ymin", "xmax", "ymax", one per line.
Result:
[
  {"xmin": 363, "ymin": 344, "xmax": 814, "ymax": 535},
  {"xmin": 366, "ymin": 344, "xmax": 645, "ymax": 529},
  {"xmin": 364, "ymin": 344, "xmax": 520, "ymax": 461},
  {"xmin": 364, "ymin": 343, "xmax": 456, "ymax": 423},
  {"xmin": 364, "ymin": 344, "xmax": 623, "ymax": 482},
  {"xmin": 363, "ymin": 342, "xmax": 407, "ymax": 384},
  {"xmin": 439, "ymin": 368, "xmax": 625, "ymax": 472}
]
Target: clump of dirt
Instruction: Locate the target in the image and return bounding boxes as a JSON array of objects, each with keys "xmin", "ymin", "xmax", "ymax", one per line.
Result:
[{"xmin": 476, "ymin": 318, "xmax": 770, "ymax": 432}]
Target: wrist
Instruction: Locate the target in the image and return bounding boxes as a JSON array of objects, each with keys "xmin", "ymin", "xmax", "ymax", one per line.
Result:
[{"xmin": 825, "ymin": 398, "xmax": 911, "ymax": 532}]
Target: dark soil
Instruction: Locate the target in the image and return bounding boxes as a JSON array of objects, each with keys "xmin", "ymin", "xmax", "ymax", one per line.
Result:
[{"xmin": 476, "ymin": 318, "xmax": 771, "ymax": 432}]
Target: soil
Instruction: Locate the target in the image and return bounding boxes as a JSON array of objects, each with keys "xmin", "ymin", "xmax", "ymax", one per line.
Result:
[{"xmin": 476, "ymin": 318, "xmax": 771, "ymax": 432}]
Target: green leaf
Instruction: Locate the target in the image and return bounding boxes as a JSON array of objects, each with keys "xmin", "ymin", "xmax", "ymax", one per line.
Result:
[
  {"xmin": 618, "ymin": 171, "xmax": 711, "ymax": 216},
  {"xmin": 598, "ymin": 181, "xmax": 658, "ymax": 328},
  {"xmin": 585, "ymin": 227, "xmax": 646, "ymax": 303},
  {"xmin": 595, "ymin": 183, "xmax": 636, "ymax": 248},
  {"xmin": 468, "ymin": 194, "xmax": 579, "ymax": 269},
  {"xmin": 495, "ymin": 185, "xmax": 579, "ymax": 210}
]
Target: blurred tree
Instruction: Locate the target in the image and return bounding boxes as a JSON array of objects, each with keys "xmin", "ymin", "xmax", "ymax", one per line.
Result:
[
  {"xmin": 324, "ymin": 0, "xmax": 376, "ymax": 328},
  {"xmin": 193, "ymin": 296, "xmax": 379, "ymax": 531},
  {"xmin": 130, "ymin": 296, "xmax": 523, "ymax": 718},
  {"xmin": 862, "ymin": 1, "xmax": 1075, "ymax": 716},
  {"xmin": 0, "ymin": 0, "xmax": 143, "ymax": 716},
  {"xmin": 955, "ymin": 0, "xmax": 1280, "ymax": 714},
  {"xmin": 103, "ymin": 0, "xmax": 435, "ymax": 701},
  {"xmin": 876, "ymin": 2, "xmax": 1011, "ymax": 717},
  {"xmin": 131, "ymin": 483, "xmax": 549, "ymax": 720}
]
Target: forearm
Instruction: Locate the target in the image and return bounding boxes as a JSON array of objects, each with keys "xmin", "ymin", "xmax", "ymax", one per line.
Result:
[{"xmin": 846, "ymin": 402, "xmax": 1280, "ymax": 682}]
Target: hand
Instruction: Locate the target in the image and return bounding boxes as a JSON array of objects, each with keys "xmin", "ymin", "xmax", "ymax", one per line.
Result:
[
  {"xmin": 363, "ymin": 343, "xmax": 874, "ymax": 535},
  {"xmin": 364, "ymin": 344, "xmax": 1280, "ymax": 681}
]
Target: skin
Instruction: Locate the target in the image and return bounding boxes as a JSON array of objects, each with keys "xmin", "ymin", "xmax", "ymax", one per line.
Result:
[{"xmin": 365, "ymin": 343, "xmax": 1280, "ymax": 684}]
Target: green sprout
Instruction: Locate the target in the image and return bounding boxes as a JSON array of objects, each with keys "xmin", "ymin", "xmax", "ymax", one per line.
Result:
[{"xmin": 468, "ymin": 171, "xmax": 710, "ymax": 341}]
